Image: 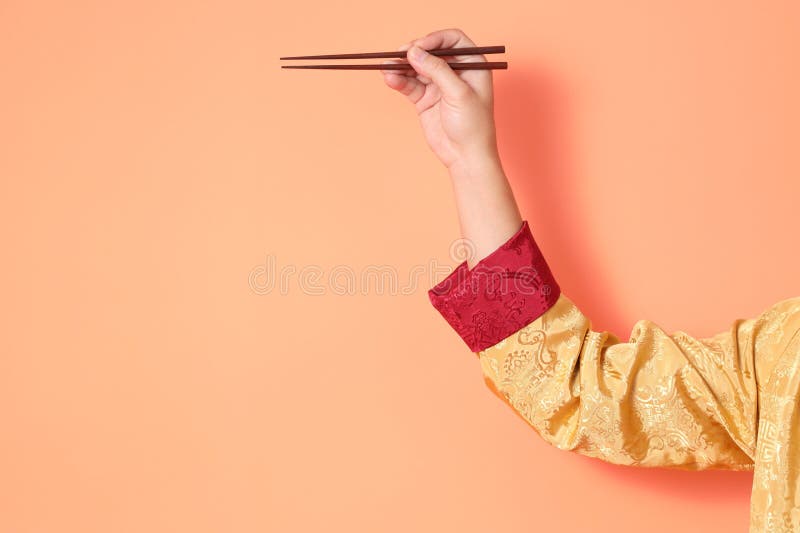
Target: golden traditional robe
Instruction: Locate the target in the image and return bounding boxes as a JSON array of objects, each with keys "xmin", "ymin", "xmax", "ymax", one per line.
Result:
[{"xmin": 428, "ymin": 220, "xmax": 800, "ymax": 533}]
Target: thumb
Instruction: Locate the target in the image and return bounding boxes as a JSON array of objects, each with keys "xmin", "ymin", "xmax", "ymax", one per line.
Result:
[{"xmin": 407, "ymin": 45, "xmax": 470, "ymax": 100}]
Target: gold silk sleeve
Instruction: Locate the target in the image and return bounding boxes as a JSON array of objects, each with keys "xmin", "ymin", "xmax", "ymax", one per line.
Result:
[
  {"xmin": 475, "ymin": 291, "xmax": 800, "ymax": 532},
  {"xmin": 428, "ymin": 220, "xmax": 799, "ymax": 530}
]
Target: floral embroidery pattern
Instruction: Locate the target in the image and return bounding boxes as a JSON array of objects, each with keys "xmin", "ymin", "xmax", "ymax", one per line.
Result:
[{"xmin": 428, "ymin": 221, "xmax": 560, "ymax": 352}]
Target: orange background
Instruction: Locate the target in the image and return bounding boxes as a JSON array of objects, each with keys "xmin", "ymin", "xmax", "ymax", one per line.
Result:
[{"xmin": 1, "ymin": 1, "xmax": 799, "ymax": 532}]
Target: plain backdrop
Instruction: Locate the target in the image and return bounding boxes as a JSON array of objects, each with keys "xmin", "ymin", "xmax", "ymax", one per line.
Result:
[{"xmin": 1, "ymin": 1, "xmax": 799, "ymax": 532}]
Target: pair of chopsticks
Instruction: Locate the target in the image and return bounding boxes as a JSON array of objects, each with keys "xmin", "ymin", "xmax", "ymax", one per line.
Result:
[{"xmin": 280, "ymin": 45, "xmax": 507, "ymax": 70}]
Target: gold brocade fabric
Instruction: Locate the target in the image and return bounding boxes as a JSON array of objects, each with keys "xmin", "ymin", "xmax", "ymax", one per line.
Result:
[{"xmin": 476, "ymin": 293, "xmax": 800, "ymax": 532}]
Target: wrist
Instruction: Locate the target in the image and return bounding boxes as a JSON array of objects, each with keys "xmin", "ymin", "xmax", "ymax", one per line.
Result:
[{"xmin": 446, "ymin": 147, "xmax": 503, "ymax": 181}]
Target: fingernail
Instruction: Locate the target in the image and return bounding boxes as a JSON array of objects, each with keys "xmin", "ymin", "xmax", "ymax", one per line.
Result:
[{"xmin": 409, "ymin": 45, "xmax": 426, "ymax": 61}]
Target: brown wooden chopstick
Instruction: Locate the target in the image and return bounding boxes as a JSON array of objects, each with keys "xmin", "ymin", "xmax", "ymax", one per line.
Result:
[
  {"xmin": 279, "ymin": 45, "xmax": 504, "ymax": 60},
  {"xmin": 281, "ymin": 62, "xmax": 507, "ymax": 70}
]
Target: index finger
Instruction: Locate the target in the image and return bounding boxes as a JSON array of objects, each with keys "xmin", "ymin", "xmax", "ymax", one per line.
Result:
[{"xmin": 412, "ymin": 28, "xmax": 481, "ymax": 61}]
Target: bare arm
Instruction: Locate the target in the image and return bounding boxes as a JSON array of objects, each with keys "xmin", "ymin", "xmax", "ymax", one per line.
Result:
[{"xmin": 447, "ymin": 152, "xmax": 521, "ymax": 269}]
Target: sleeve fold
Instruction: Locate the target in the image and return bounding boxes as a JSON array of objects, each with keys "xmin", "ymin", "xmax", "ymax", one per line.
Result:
[{"xmin": 427, "ymin": 220, "xmax": 561, "ymax": 352}]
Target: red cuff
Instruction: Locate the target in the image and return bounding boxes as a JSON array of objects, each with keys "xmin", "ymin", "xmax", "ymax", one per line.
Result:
[{"xmin": 428, "ymin": 220, "xmax": 560, "ymax": 352}]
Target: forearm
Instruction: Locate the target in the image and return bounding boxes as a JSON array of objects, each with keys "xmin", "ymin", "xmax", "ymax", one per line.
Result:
[{"xmin": 447, "ymin": 151, "xmax": 523, "ymax": 269}]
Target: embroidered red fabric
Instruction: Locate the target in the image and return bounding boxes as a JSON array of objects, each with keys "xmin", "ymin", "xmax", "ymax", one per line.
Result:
[{"xmin": 428, "ymin": 220, "xmax": 561, "ymax": 352}]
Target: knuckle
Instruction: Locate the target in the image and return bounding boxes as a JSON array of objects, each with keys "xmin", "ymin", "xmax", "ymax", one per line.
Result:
[
  {"xmin": 441, "ymin": 27, "xmax": 465, "ymax": 39},
  {"xmin": 449, "ymin": 27, "xmax": 474, "ymax": 45}
]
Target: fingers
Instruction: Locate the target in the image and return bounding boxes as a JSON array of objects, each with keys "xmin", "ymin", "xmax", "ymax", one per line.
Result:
[
  {"xmin": 411, "ymin": 28, "xmax": 477, "ymax": 58},
  {"xmin": 402, "ymin": 28, "xmax": 492, "ymax": 100},
  {"xmin": 383, "ymin": 30, "xmax": 484, "ymax": 104},
  {"xmin": 381, "ymin": 45, "xmax": 426, "ymax": 104},
  {"xmin": 407, "ymin": 28, "xmax": 487, "ymax": 68},
  {"xmin": 405, "ymin": 45, "xmax": 470, "ymax": 102},
  {"xmin": 381, "ymin": 42, "xmax": 428, "ymax": 103},
  {"xmin": 381, "ymin": 60, "xmax": 426, "ymax": 104},
  {"xmin": 395, "ymin": 41, "xmax": 430, "ymax": 83}
]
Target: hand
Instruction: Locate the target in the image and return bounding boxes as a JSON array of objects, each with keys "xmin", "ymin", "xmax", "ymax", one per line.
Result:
[{"xmin": 381, "ymin": 28, "xmax": 500, "ymax": 171}]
